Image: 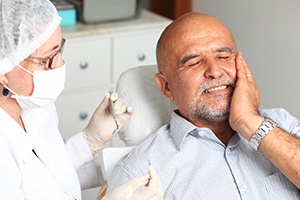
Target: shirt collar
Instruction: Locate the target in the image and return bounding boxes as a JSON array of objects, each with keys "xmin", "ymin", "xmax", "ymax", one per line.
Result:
[
  {"xmin": 170, "ymin": 110, "xmax": 198, "ymax": 150},
  {"xmin": 169, "ymin": 110, "xmax": 242, "ymax": 150}
]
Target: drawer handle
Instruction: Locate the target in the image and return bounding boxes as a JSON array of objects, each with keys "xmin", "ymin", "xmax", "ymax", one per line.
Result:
[
  {"xmin": 79, "ymin": 112, "xmax": 88, "ymax": 120},
  {"xmin": 137, "ymin": 53, "xmax": 146, "ymax": 61},
  {"xmin": 80, "ymin": 61, "xmax": 88, "ymax": 69}
]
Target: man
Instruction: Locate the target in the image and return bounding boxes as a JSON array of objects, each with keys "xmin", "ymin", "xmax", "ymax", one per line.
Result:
[{"xmin": 107, "ymin": 13, "xmax": 300, "ymax": 199}]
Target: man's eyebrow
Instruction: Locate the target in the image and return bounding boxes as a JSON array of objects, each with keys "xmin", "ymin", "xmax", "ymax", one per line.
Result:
[
  {"xmin": 181, "ymin": 54, "xmax": 199, "ymax": 65},
  {"xmin": 217, "ymin": 47, "xmax": 233, "ymax": 53}
]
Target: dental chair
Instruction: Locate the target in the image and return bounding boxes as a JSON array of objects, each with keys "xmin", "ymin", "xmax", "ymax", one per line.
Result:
[{"xmin": 97, "ymin": 65, "xmax": 177, "ymax": 199}]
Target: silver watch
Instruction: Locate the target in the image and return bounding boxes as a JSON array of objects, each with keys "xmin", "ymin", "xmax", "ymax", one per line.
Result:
[{"xmin": 249, "ymin": 117, "xmax": 278, "ymax": 150}]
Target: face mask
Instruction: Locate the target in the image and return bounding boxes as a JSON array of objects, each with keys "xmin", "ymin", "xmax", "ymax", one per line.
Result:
[{"xmin": 5, "ymin": 63, "xmax": 66, "ymax": 109}]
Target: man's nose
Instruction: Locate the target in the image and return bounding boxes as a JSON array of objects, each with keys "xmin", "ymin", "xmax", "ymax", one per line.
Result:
[{"xmin": 204, "ymin": 58, "xmax": 223, "ymax": 79}]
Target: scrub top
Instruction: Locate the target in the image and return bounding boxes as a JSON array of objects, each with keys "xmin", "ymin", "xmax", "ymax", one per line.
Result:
[{"xmin": 0, "ymin": 103, "xmax": 103, "ymax": 200}]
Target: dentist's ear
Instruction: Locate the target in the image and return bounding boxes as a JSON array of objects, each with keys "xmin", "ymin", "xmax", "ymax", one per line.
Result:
[{"xmin": 0, "ymin": 75, "xmax": 9, "ymax": 96}]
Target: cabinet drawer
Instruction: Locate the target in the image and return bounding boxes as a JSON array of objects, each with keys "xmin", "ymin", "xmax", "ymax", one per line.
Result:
[
  {"xmin": 63, "ymin": 37, "xmax": 111, "ymax": 90},
  {"xmin": 112, "ymin": 31, "xmax": 161, "ymax": 82},
  {"xmin": 55, "ymin": 89, "xmax": 107, "ymax": 139}
]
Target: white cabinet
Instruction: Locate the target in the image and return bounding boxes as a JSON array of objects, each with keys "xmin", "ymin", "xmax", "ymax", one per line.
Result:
[
  {"xmin": 112, "ymin": 29, "xmax": 163, "ymax": 82},
  {"xmin": 55, "ymin": 90, "xmax": 106, "ymax": 139},
  {"xmin": 56, "ymin": 10, "xmax": 171, "ymax": 145},
  {"xmin": 63, "ymin": 36, "xmax": 111, "ymax": 90}
]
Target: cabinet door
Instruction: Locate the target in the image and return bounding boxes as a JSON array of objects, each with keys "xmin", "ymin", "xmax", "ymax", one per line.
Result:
[
  {"xmin": 63, "ymin": 37, "xmax": 111, "ymax": 90},
  {"xmin": 112, "ymin": 29, "xmax": 163, "ymax": 82},
  {"xmin": 55, "ymin": 89, "xmax": 107, "ymax": 139}
]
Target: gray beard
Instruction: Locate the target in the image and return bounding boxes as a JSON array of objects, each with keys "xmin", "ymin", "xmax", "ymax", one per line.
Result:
[
  {"xmin": 189, "ymin": 79, "xmax": 234, "ymax": 122},
  {"xmin": 190, "ymin": 93, "xmax": 231, "ymax": 122}
]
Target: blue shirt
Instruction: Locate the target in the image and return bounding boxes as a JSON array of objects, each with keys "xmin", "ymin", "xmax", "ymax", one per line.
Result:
[{"xmin": 107, "ymin": 108, "xmax": 300, "ymax": 199}]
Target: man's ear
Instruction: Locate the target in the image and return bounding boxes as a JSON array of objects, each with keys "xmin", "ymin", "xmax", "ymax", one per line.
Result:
[{"xmin": 155, "ymin": 72, "xmax": 174, "ymax": 100}]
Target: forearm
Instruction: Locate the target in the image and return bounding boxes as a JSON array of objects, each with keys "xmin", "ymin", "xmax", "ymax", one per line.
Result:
[
  {"xmin": 65, "ymin": 132, "xmax": 94, "ymax": 168},
  {"xmin": 259, "ymin": 127, "xmax": 300, "ymax": 189},
  {"xmin": 234, "ymin": 113, "xmax": 300, "ymax": 189},
  {"xmin": 230, "ymin": 52, "xmax": 300, "ymax": 188},
  {"xmin": 65, "ymin": 132, "xmax": 104, "ymax": 189}
]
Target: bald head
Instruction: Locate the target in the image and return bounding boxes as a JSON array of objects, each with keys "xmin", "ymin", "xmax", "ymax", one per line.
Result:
[{"xmin": 156, "ymin": 13, "xmax": 236, "ymax": 73}]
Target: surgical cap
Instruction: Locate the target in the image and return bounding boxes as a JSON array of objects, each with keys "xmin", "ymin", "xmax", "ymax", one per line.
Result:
[{"xmin": 0, "ymin": 0, "xmax": 62, "ymax": 75}]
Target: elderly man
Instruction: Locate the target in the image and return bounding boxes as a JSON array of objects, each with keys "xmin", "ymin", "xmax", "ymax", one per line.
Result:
[{"xmin": 107, "ymin": 12, "xmax": 300, "ymax": 199}]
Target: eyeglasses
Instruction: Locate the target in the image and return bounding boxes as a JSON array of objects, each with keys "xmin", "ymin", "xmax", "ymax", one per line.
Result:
[{"xmin": 26, "ymin": 38, "xmax": 66, "ymax": 70}]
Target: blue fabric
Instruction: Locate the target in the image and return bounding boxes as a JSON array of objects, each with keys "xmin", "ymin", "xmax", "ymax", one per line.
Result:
[{"xmin": 108, "ymin": 108, "xmax": 300, "ymax": 199}]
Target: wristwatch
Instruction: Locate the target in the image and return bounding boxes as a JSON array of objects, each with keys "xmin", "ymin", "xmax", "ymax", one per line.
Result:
[{"xmin": 249, "ymin": 117, "xmax": 278, "ymax": 150}]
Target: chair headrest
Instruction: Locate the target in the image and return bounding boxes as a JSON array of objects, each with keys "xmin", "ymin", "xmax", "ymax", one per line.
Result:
[{"xmin": 116, "ymin": 65, "xmax": 177, "ymax": 146}]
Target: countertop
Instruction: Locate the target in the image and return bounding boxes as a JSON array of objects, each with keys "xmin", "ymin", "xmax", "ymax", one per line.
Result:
[{"xmin": 61, "ymin": 10, "xmax": 172, "ymax": 38}]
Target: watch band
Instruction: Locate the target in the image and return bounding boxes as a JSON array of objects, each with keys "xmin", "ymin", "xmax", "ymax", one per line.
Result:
[{"xmin": 249, "ymin": 117, "xmax": 278, "ymax": 150}]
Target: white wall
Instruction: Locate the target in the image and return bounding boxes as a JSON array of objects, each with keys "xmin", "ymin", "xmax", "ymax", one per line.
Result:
[{"xmin": 192, "ymin": 0, "xmax": 300, "ymax": 119}]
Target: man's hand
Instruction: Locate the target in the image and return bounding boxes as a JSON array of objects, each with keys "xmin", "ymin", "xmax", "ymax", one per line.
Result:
[{"xmin": 229, "ymin": 52, "xmax": 264, "ymax": 140}]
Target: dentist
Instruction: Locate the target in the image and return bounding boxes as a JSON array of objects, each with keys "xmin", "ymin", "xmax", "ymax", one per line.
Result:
[{"xmin": 0, "ymin": 0, "xmax": 162, "ymax": 199}]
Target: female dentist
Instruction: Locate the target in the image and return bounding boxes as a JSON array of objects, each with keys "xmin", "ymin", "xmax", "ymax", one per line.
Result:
[{"xmin": 0, "ymin": 0, "xmax": 162, "ymax": 199}]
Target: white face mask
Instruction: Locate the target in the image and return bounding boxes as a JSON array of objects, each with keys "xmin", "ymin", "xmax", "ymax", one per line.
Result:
[{"xmin": 5, "ymin": 63, "xmax": 66, "ymax": 109}]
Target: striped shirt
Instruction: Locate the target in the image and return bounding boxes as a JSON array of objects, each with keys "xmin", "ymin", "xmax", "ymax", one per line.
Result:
[{"xmin": 107, "ymin": 108, "xmax": 300, "ymax": 199}]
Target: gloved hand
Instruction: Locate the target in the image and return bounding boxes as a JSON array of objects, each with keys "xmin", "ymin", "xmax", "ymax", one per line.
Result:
[
  {"xmin": 83, "ymin": 92, "xmax": 132, "ymax": 155},
  {"xmin": 102, "ymin": 165, "xmax": 163, "ymax": 200}
]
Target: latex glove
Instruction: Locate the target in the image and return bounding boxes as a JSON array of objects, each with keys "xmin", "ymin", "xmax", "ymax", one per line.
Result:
[
  {"xmin": 102, "ymin": 166, "xmax": 163, "ymax": 200},
  {"xmin": 83, "ymin": 92, "xmax": 132, "ymax": 155}
]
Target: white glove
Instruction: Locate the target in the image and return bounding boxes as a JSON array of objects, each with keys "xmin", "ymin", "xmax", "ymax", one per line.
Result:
[
  {"xmin": 102, "ymin": 165, "xmax": 163, "ymax": 200},
  {"xmin": 83, "ymin": 92, "xmax": 132, "ymax": 155}
]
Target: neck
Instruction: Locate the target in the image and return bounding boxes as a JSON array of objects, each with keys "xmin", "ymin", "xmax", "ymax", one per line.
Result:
[{"xmin": 0, "ymin": 92, "xmax": 24, "ymax": 129}]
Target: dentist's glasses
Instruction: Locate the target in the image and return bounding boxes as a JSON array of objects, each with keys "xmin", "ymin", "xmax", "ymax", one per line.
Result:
[{"xmin": 26, "ymin": 38, "xmax": 66, "ymax": 70}]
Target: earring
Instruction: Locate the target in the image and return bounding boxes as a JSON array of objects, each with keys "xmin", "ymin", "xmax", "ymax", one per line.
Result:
[{"xmin": 2, "ymin": 87, "xmax": 9, "ymax": 96}]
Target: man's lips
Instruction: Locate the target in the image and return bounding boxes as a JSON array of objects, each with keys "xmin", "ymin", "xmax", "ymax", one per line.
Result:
[{"xmin": 204, "ymin": 85, "xmax": 229, "ymax": 93}]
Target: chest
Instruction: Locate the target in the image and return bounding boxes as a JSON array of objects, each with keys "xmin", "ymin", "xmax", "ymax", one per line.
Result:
[
  {"xmin": 17, "ymin": 153, "xmax": 63, "ymax": 199},
  {"xmin": 151, "ymin": 138, "xmax": 299, "ymax": 200}
]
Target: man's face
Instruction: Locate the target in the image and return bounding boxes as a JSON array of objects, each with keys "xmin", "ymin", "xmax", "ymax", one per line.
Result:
[
  {"xmin": 159, "ymin": 16, "xmax": 237, "ymax": 124},
  {"xmin": 187, "ymin": 49, "xmax": 236, "ymax": 123}
]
